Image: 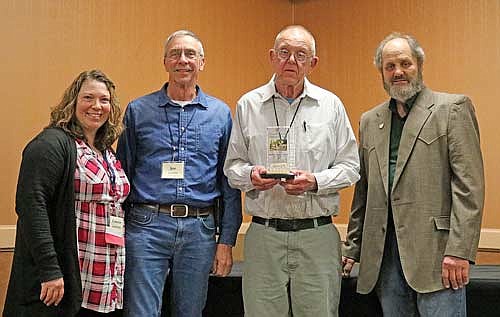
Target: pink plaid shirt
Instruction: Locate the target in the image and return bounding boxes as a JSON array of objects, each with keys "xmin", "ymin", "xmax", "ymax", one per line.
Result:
[{"xmin": 74, "ymin": 140, "xmax": 130, "ymax": 313}]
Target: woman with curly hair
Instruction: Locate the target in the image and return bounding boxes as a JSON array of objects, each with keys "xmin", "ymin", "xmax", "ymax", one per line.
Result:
[{"xmin": 4, "ymin": 69, "xmax": 129, "ymax": 317}]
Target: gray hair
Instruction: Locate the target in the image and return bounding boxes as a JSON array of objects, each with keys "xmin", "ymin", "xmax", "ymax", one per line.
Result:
[
  {"xmin": 164, "ymin": 30, "xmax": 205, "ymax": 57},
  {"xmin": 374, "ymin": 32, "xmax": 425, "ymax": 71},
  {"xmin": 274, "ymin": 25, "xmax": 316, "ymax": 56}
]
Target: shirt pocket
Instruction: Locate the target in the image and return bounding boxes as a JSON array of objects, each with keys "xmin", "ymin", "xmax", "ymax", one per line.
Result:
[
  {"xmin": 302, "ymin": 122, "xmax": 334, "ymax": 154},
  {"xmin": 196, "ymin": 124, "xmax": 222, "ymax": 155}
]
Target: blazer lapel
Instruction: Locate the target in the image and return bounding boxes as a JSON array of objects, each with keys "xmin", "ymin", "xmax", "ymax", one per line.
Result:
[
  {"xmin": 374, "ymin": 104, "xmax": 392, "ymax": 197},
  {"xmin": 392, "ymin": 89, "xmax": 434, "ymax": 192}
]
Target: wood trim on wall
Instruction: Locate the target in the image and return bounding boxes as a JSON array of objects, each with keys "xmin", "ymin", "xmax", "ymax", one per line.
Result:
[
  {"xmin": 2, "ymin": 223, "xmax": 498, "ymax": 261},
  {"xmin": 0, "ymin": 226, "xmax": 16, "ymax": 250},
  {"xmin": 235, "ymin": 222, "xmax": 500, "ymax": 251}
]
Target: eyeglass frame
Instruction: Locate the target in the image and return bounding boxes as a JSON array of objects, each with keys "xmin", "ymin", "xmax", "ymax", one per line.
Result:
[{"xmin": 275, "ymin": 48, "xmax": 312, "ymax": 63}]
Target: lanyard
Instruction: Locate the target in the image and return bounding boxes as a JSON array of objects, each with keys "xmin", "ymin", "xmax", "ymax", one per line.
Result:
[
  {"xmin": 164, "ymin": 104, "xmax": 197, "ymax": 161},
  {"xmin": 272, "ymin": 95, "xmax": 303, "ymax": 141},
  {"xmin": 85, "ymin": 140, "xmax": 116, "ymax": 189},
  {"xmin": 102, "ymin": 150, "xmax": 116, "ymax": 189}
]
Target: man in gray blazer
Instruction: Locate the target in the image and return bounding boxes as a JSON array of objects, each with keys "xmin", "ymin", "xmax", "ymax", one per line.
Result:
[{"xmin": 342, "ymin": 32, "xmax": 485, "ymax": 316}]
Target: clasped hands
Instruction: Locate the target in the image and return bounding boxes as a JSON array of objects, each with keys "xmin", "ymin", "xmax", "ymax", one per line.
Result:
[{"xmin": 251, "ymin": 166, "xmax": 317, "ymax": 194}]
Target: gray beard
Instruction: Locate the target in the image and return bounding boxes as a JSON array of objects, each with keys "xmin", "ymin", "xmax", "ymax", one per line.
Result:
[{"xmin": 384, "ymin": 72, "xmax": 424, "ymax": 102}]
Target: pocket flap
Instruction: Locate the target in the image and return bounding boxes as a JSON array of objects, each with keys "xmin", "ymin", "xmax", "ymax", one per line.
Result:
[
  {"xmin": 418, "ymin": 131, "xmax": 445, "ymax": 145},
  {"xmin": 433, "ymin": 216, "xmax": 450, "ymax": 230}
]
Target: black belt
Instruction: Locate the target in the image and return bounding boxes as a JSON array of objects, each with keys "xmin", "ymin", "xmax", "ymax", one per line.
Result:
[
  {"xmin": 133, "ymin": 203, "xmax": 213, "ymax": 217},
  {"xmin": 252, "ymin": 216, "xmax": 332, "ymax": 232}
]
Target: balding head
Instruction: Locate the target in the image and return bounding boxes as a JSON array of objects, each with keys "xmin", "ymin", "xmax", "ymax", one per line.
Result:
[{"xmin": 274, "ymin": 25, "xmax": 316, "ymax": 56}]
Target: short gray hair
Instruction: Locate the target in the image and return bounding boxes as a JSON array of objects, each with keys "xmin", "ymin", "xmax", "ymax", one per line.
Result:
[
  {"xmin": 164, "ymin": 30, "xmax": 205, "ymax": 57},
  {"xmin": 274, "ymin": 25, "xmax": 316, "ymax": 56},
  {"xmin": 374, "ymin": 32, "xmax": 425, "ymax": 71}
]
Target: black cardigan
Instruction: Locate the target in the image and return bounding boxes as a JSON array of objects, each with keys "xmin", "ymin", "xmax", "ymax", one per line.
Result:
[{"xmin": 3, "ymin": 128, "xmax": 82, "ymax": 317}]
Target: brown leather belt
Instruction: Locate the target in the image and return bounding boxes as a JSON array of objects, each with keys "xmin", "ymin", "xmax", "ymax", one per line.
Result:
[
  {"xmin": 134, "ymin": 203, "xmax": 213, "ymax": 217},
  {"xmin": 252, "ymin": 216, "xmax": 332, "ymax": 231}
]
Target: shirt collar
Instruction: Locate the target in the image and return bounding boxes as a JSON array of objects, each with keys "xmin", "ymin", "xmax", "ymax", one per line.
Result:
[
  {"xmin": 388, "ymin": 91, "xmax": 420, "ymax": 116},
  {"xmin": 158, "ymin": 82, "xmax": 209, "ymax": 109},
  {"xmin": 260, "ymin": 75, "xmax": 321, "ymax": 103}
]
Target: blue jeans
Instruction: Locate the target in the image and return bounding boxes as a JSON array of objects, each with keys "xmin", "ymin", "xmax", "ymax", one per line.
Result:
[
  {"xmin": 123, "ymin": 205, "xmax": 216, "ymax": 317},
  {"xmin": 375, "ymin": 222, "xmax": 466, "ymax": 317}
]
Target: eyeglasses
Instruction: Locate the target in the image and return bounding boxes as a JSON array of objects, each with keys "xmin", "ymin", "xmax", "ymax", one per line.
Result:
[
  {"xmin": 277, "ymin": 49, "xmax": 311, "ymax": 63},
  {"xmin": 166, "ymin": 49, "xmax": 200, "ymax": 60}
]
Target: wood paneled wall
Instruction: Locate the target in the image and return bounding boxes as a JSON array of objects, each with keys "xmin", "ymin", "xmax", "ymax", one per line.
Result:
[
  {"xmin": 0, "ymin": 0, "xmax": 291, "ymax": 224},
  {"xmin": 294, "ymin": 0, "xmax": 500, "ymax": 228},
  {"xmin": 1, "ymin": 0, "xmax": 499, "ymax": 234}
]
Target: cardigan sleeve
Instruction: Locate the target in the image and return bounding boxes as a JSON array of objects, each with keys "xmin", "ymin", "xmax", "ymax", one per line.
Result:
[{"xmin": 15, "ymin": 132, "xmax": 67, "ymax": 282}]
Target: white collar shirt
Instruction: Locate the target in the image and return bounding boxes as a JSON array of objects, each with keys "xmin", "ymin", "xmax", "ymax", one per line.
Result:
[{"xmin": 224, "ymin": 77, "xmax": 360, "ymax": 218}]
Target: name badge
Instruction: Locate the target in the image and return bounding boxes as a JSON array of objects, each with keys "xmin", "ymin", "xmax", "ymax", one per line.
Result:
[
  {"xmin": 105, "ymin": 215, "xmax": 125, "ymax": 246},
  {"xmin": 161, "ymin": 161, "xmax": 185, "ymax": 179}
]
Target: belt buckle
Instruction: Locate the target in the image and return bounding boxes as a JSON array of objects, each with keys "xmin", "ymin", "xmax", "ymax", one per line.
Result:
[
  {"xmin": 276, "ymin": 219, "xmax": 299, "ymax": 232},
  {"xmin": 170, "ymin": 204, "xmax": 189, "ymax": 217}
]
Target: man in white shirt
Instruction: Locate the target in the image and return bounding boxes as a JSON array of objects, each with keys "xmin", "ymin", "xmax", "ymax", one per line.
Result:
[{"xmin": 223, "ymin": 25, "xmax": 360, "ymax": 317}]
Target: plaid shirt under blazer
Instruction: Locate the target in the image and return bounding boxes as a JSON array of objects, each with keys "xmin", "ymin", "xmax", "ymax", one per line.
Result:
[{"xmin": 343, "ymin": 87, "xmax": 485, "ymax": 293}]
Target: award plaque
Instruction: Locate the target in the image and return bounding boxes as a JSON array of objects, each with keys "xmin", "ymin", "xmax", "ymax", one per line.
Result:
[{"xmin": 261, "ymin": 126, "xmax": 295, "ymax": 179}]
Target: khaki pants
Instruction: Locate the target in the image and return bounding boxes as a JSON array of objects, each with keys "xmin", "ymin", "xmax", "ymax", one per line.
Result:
[{"xmin": 243, "ymin": 222, "xmax": 342, "ymax": 317}]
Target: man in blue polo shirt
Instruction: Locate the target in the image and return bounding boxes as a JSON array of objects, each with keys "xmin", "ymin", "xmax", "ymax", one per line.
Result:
[{"xmin": 117, "ymin": 30, "xmax": 242, "ymax": 317}]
